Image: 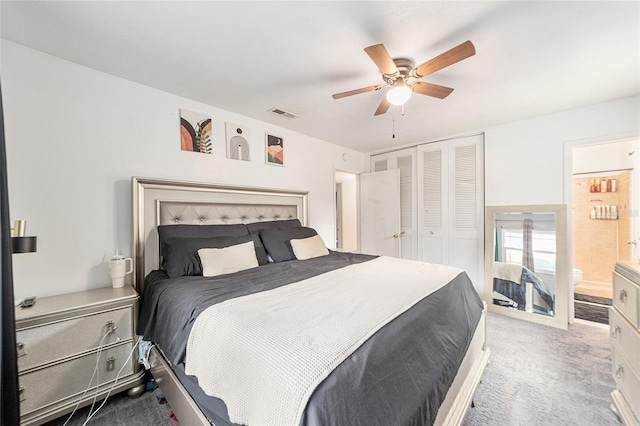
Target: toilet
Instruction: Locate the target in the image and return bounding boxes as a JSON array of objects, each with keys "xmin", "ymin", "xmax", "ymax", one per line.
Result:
[{"xmin": 573, "ymin": 268, "xmax": 583, "ymax": 287}]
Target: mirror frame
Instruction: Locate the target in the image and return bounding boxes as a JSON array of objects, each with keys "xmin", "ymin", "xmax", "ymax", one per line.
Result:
[{"xmin": 485, "ymin": 204, "xmax": 569, "ymax": 330}]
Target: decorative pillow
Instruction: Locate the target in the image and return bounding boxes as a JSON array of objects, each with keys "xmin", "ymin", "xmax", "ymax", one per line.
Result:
[
  {"xmin": 259, "ymin": 227, "xmax": 318, "ymax": 262},
  {"xmin": 245, "ymin": 218, "xmax": 301, "ymax": 233},
  {"xmin": 198, "ymin": 242, "xmax": 259, "ymax": 277},
  {"xmin": 290, "ymin": 235, "xmax": 329, "ymax": 260},
  {"xmin": 162, "ymin": 234, "xmax": 268, "ymax": 278}
]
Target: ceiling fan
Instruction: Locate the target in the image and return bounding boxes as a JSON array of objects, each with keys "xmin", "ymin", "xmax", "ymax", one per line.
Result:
[{"xmin": 332, "ymin": 40, "xmax": 475, "ymax": 116}]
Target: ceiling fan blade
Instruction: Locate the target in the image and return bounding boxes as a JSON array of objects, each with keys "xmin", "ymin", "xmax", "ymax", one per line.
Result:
[
  {"xmin": 332, "ymin": 84, "xmax": 386, "ymax": 99},
  {"xmin": 364, "ymin": 44, "xmax": 399, "ymax": 76},
  {"xmin": 411, "ymin": 81, "xmax": 454, "ymax": 99},
  {"xmin": 413, "ymin": 40, "xmax": 475, "ymax": 78},
  {"xmin": 374, "ymin": 96, "xmax": 391, "ymax": 116}
]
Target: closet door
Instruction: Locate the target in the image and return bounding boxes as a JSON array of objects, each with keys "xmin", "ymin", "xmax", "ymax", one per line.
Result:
[
  {"xmin": 370, "ymin": 148, "xmax": 417, "ymax": 260},
  {"xmin": 417, "ymin": 142, "xmax": 448, "ymax": 264},
  {"xmin": 448, "ymin": 136, "xmax": 484, "ymax": 286},
  {"xmin": 417, "ymin": 135, "xmax": 484, "ymax": 287}
]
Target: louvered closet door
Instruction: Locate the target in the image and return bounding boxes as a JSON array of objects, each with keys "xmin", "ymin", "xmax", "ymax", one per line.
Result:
[
  {"xmin": 448, "ymin": 136, "xmax": 484, "ymax": 287},
  {"xmin": 417, "ymin": 142, "xmax": 448, "ymax": 264},
  {"xmin": 370, "ymin": 148, "xmax": 417, "ymax": 260},
  {"xmin": 417, "ymin": 135, "xmax": 484, "ymax": 287}
]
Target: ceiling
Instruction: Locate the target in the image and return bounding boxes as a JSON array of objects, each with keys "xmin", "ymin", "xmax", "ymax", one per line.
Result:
[{"xmin": 1, "ymin": 1, "xmax": 638, "ymax": 153}]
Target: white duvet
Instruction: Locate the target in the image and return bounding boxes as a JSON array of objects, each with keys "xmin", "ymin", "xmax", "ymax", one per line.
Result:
[{"xmin": 185, "ymin": 256, "xmax": 463, "ymax": 426}]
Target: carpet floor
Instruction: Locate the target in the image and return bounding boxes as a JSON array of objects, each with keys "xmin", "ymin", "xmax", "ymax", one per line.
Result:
[{"xmin": 46, "ymin": 313, "xmax": 620, "ymax": 426}]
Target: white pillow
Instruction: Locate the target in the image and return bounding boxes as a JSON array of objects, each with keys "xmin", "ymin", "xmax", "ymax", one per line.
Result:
[
  {"xmin": 290, "ymin": 234, "xmax": 329, "ymax": 260},
  {"xmin": 198, "ymin": 241, "xmax": 259, "ymax": 277}
]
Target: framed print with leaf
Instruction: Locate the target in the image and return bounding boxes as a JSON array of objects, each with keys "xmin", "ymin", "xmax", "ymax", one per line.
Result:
[
  {"xmin": 266, "ymin": 134, "xmax": 284, "ymax": 166},
  {"xmin": 180, "ymin": 109, "xmax": 212, "ymax": 154}
]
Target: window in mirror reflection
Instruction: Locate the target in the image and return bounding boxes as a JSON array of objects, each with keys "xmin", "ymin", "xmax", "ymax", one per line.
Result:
[{"xmin": 493, "ymin": 212, "xmax": 556, "ymax": 317}]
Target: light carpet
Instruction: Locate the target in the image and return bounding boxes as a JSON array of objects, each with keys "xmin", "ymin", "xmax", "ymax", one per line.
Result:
[{"xmin": 46, "ymin": 312, "xmax": 620, "ymax": 426}]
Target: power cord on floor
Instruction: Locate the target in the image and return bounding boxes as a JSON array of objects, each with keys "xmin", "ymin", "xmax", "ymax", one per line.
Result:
[
  {"xmin": 62, "ymin": 331, "xmax": 111, "ymax": 426},
  {"xmin": 81, "ymin": 338, "xmax": 140, "ymax": 425}
]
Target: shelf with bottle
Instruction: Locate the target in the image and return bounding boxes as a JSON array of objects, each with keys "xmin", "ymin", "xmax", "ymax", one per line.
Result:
[
  {"xmin": 589, "ymin": 204, "xmax": 619, "ymax": 220},
  {"xmin": 589, "ymin": 177, "xmax": 617, "ymax": 193}
]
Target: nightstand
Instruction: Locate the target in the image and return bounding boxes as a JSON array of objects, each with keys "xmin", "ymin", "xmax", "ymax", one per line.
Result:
[{"xmin": 15, "ymin": 285, "xmax": 146, "ymax": 426}]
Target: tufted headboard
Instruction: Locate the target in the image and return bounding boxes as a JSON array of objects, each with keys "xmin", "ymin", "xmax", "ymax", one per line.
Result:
[{"xmin": 132, "ymin": 177, "xmax": 308, "ymax": 293}]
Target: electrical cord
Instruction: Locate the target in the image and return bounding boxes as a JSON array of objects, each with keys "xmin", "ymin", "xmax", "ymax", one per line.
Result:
[
  {"xmin": 62, "ymin": 330, "xmax": 110, "ymax": 426},
  {"xmin": 81, "ymin": 337, "xmax": 140, "ymax": 425}
]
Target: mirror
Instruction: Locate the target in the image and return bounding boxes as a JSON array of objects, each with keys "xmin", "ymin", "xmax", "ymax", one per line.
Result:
[{"xmin": 485, "ymin": 205, "xmax": 569, "ymax": 329}]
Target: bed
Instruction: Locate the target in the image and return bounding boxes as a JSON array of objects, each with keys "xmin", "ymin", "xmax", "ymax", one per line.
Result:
[{"xmin": 132, "ymin": 177, "xmax": 490, "ymax": 426}]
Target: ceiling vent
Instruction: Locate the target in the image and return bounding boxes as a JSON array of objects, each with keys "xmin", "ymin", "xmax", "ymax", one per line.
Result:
[{"xmin": 269, "ymin": 107, "xmax": 298, "ymax": 119}]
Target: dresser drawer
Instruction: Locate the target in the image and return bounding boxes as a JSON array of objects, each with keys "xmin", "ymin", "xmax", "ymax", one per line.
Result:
[
  {"xmin": 613, "ymin": 272, "xmax": 639, "ymax": 328},
  {"xmin": 612, "ymin": 347, "xmax": 640, "ymax": 421},
  {"xmin": 610, "ymin": 307, "xmax": 640, "ymax": 377},
  {"xmin": 16, "ymin": 306, "xmax": 133, "ymax": 372},
  {"xmin": 18, "ymin": 342, "xmax": 136, "ymax": 416}
]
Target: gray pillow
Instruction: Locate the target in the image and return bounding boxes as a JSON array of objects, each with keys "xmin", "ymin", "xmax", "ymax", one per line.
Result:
[
  {"xmin": 246, "ymin": 218, "xmax": 301, "ymax": 233},
  {"xmin": 162, "ymin": 234, "xmax": 268, "ymax": 278},
  {"xmin": 259, "ymin": 227, "xmax": 318, "ymax": 263},
  {"xmin": 158, "ymin": 224, "xmax": 249, "ymax": 253}
]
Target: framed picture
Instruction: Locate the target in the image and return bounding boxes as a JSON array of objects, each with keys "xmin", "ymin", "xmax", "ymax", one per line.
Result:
[
  {"xmin": 266, "ymin": 134, "xmax": 284, "ymax": 166},
  {"xmin": 179, "ymin": 109, "xmax": 212, "ymax": 154},
  {"xmin": 225, "ymin": 122, "xmax": 251, "ymax": 161}
]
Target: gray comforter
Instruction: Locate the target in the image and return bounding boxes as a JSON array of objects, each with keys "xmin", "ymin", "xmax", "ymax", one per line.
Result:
[{"xmin": 137, "ymin": 251, "xmax": 484, "ymax": 426}]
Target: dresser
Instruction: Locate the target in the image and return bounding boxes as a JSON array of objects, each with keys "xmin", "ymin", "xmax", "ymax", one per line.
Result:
[
  {"xmin": 15, "ymin": 285, "xmax": 146, "ymax": 425},
  {"xmin": 610, "ymin": 261, "xmax": 640, "ymax": 425}
]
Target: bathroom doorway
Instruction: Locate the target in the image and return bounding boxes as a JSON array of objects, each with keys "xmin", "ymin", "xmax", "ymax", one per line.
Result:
[{"xmin": 570, "ymin": 139, "xmax": 639, "ymax": 324}]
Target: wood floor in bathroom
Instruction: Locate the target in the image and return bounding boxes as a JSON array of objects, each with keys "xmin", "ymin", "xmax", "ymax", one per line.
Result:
[{"xmin": 574, "ymin": 280, "xmax": 613, "ymax": 299}]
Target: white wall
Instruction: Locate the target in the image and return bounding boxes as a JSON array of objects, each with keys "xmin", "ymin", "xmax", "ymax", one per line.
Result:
[
  {"xmin": 484, "ymin": 96, "xmax": 639, "ymax": 206},
  {"xmin": 572, "ymin": 139, "xmax": 639, "ymax": 174},
  {"xmin": 1, "ymin": 41, "xmax": 366, "ymax": 299}
]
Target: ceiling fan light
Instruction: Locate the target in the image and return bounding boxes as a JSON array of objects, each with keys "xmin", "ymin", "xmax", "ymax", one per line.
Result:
[{"xmin": 386, "ymin": 85, "xmax": 411, "ymax": 106}]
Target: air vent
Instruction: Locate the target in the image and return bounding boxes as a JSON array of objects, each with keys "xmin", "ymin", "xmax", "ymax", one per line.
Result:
[{"xmin": 269, "ymin": 107, "xmax": 298, "ymax": 119}]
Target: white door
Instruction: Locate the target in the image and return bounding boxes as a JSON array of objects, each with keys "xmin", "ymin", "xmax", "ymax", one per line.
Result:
[
  {"xmin": 370, "ymin": 148, "xmax": 418, "ymax": 260},
  {"xmin": 417, "ymin": 135, "xmax": 484, "ymax": 287},
  {"xmin": 417, "ymin": 142, "xmax": 448, "ymax": 264},
  {"xmin": 360, "ymin": 169, "xmax": 401, "ymax": 257},
  {"xmin": 448, "ymin": 137, "xmax": 484, "ymax": 287}
]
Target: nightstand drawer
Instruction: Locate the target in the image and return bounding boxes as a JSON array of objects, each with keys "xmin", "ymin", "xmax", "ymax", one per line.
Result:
[
  {"xmin": 19, "ymin": 342, "xmax": 135, "ymax": 416},
  {"xmin": 612, "ymin": 347, "xmax": 640, "ymax": 420},
  {"xmin": 613, "ymin": 272, "xmax": 639, "ymax": 328},
  {"xmin": 610, "ymin": 307, "xmax": 640, "ymax": 377},
  {"xmin": 17, "ymin": 306, "xmax": 133, "ymax": 372}
]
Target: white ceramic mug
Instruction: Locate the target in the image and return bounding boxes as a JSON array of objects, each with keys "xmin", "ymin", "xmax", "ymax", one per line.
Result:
[{"xmin": 109, "ymin": 256, "xmax": 133, "ymax": 288}]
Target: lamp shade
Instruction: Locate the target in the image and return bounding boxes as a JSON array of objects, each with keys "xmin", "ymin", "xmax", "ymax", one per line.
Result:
[
  {"xmin": 12, "ymin": 236, "xmax": 37, "ymax": 254},
  {"xmin": 386, "ymin": 85, "xmax": 412, "ymax": 106}
]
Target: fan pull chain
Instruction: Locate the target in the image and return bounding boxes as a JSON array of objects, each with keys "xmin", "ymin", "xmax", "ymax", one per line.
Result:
[{"xmin": 392, "ymin": 106, "xmax": 395, "ymax": 139}]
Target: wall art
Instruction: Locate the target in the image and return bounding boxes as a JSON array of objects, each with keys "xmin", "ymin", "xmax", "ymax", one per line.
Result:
[
  {"xmin": 225, "ymin": 122, "xmax": 251, "ymax": 161},
  {"xmin": 266, "ymin": 134, "xmax": 284, "ymax": 166},
  {"xmin": 179, "ymin": 109, "xmax": 212, "ymax": 154}
]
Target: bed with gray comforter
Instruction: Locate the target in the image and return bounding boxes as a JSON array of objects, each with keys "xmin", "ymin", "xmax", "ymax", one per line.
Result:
[{"xmin": 137, "ymin": 251, "xmax": 484, "ymax": 426}]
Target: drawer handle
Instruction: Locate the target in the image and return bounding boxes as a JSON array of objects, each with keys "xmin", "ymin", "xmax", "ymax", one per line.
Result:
[
  {"xmin": 18, "ymin": 386, "xmax": 25, "ymax": 402},
  {"xmin": 616, "ymin": 365, "xmax": 624, "ymax": 379},
  {"xmin": 16, "ymin": 342, "xmax": 27, "ymax": 358},
  {"xmin": 619, "ymin": 289, "xmax": 627, "ymax": 302},
  {"xmin": 611, "ymin": 326, "xmax": 620, "ymax": 338}
]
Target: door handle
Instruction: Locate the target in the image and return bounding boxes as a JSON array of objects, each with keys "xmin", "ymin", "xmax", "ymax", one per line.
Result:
[
  {"xmin": 627, "ymin": 240, "xmax": 637, "ymax": 245},
  {"xmin": 393, "ymin": 231, "xmax": 405, "ymax": 239}
]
